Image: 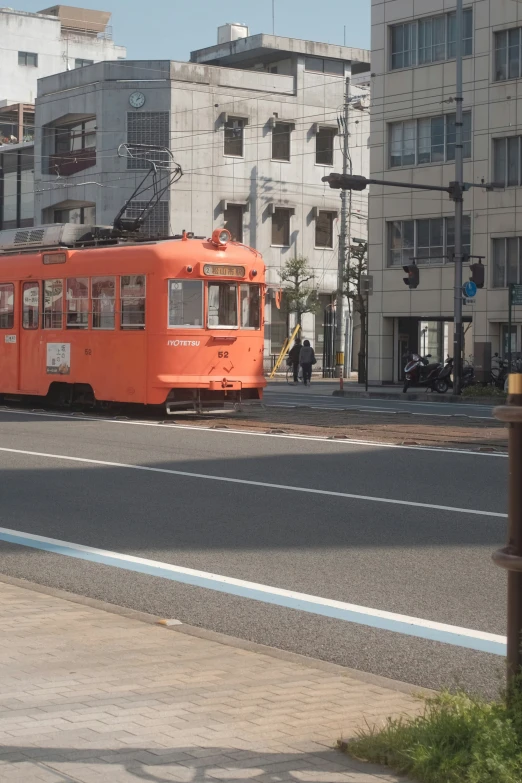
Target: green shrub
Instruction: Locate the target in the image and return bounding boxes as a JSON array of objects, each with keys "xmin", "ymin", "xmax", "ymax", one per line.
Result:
[
  {"xmin": 461, "ymin": 385, "xmax": 506, "ymax": 399},
  {"xmin": 345, "ymin": 689, "xmax": 522, "ymax": 783}
]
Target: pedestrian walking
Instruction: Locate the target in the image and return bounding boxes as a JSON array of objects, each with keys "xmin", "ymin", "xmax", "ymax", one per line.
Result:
[
  {"xmin": 287, "ymin": 337, "xmax": 302, "ymax": 384},
  {"xmin": 299, "ymin": 339, "xmax": 316, "ymax": 386}
]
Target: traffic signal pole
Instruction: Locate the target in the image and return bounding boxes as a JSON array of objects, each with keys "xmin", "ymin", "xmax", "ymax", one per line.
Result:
[
  {"xmin": 452, "ymin": 0, "xmax": 464, "ymax": 396},
  {"xmin": 335, "ymin": 76, "xmax": 350, "ymax": 379}
]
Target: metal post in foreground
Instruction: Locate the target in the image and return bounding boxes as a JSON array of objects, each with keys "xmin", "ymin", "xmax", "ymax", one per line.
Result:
[
  {"xmin": 452, "ymin": 0, "xmax": 464, "ymax": 396},
  {"xmin": 493, "ymin": 374, "xmax": 522, "ymax": 690},
  {"xmin": 365, "ymin": 291, "xmax": 369, "ymax": 392},
  {"xmin": 334, "ymin": 76, "xmax": 350, "ymax": 378},
  {"xmin": 509, "ymin": 284, "xmax": 513, "ymax": 372}
]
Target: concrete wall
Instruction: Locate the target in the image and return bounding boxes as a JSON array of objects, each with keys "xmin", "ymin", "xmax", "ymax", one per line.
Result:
[{"xmin": 0, "ymin": 9, "xmax": 125, "ymax": 104}]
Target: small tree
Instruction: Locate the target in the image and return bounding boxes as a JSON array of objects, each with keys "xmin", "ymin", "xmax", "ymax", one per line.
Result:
[
  {"xmin": 343, "ymin": 241, "xmax": 368, "ymax": 382},
  {"xmin": 278, "ymin": 256, "xmax": 319, "ymax": 333}
]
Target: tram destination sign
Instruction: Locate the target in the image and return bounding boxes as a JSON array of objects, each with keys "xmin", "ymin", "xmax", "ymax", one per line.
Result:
[{"xmin": 203, "ymin": 264, "xmax": 245, "ymax": 277}]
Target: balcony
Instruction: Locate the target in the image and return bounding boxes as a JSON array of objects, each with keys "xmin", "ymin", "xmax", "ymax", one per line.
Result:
[{"xmin": 48, "ymin": 147, "xmax": 96, "ymax": 176}]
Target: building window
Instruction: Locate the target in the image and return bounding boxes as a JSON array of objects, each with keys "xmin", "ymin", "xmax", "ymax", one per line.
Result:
[
  {"xmin": 271, "ymin": 208, "xmax": 291, "ymax": 246},
  {"xmin": 492, "ymin": 238, "xmax": 522, "ymax": 288},
  {"xmin": 0, "ymin": 283, "xmax": 14, "ymax": 329},
  {"xmin": 304, "ymin": 57, "xmax": 344, "ymax": 75},
  {"xmin": 493, "ymin": 137, "xmax": 522, "ymax": 186},
  {"xmin": 315, "ymin": 211, "xmax": 335, "ymax": 248},
  {"xmin": 168, "ymin": 280, "xmax": 203, "ymax": 328},
  {"xmin": 272, "ymin": 122, "xmax": 292, "ymax": 162},
  {"xmin": 18, "ymin": 51, "xmax": 38, "ymax": 67},
  {"xmin": 389, "ymin": 113, "xmax": 471, "ymax": 167},
  {"xmin": 223, "ymin": 204, "xmax": 243, "ymax": 242},
  {"xmin": 126, "ymin": 112, "xmax": 169, "ymax": 169},
  {"xmin": 316, "ymin": 127, "xmax": 337, "ymax": 166},
  {"xmin": 55, "ymin": 120, "xmax": 96, "ymax": 153},
  {"xmin": 390, "ymin": 9, "xmax": 473, "ymax": 70},
  {"xmin": 224, "ymin": 117, "xmax": 246, "ymax": 157},
  {"xmin": 121, "ymin": 275, "xmax": 146, "ymax": 330},
  {"xmin": 50, "ymin": 119, "xmax": 96, "ymax": 176},
  {"xmin": 75, "ymin": 58, "xmax": 93, "ymax": 68},
  {"xmin": 92, "ymin": 276, "xmax": 115, "ymax": 329},
  {"xmin": 388, "ymin": 216, "xmax": 471, "ymax": 266},
  {"xmin": 54, "ymin": 206, "xmax": 96, "ymax": 225},
  {"xmin": 43, "ymin": 279, "xmax": 63, "ymax": 330},
  {"xmin": 66, "ymin": 278, "xmax": 89, "ymax": 329},
  {"xmin": 22, "ymin": 282, "xmax": 39, "ymax": 329},
  {"xmin": 494, "ymin": 29, "xmax": 522, "ymax": 81},
  {"xmin": 125, "ymin": 201, "xmax": 169, "ymax": 238}
]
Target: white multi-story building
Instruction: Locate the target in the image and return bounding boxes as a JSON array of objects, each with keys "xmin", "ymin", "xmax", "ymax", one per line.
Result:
[
  {"xmin": 369, "ymin": 0, "xmax": 522, "ymax": 384},
  {"xmin": 32, "ymin": 26, "xmax": 370, "ymax": 360},
  {"xmin": 0, "ymin": 5, "xmax": 126, "ymax": 106},
  {"xmin": 0, "ymin": 4, "xmax": 125, "ymax": 153}
]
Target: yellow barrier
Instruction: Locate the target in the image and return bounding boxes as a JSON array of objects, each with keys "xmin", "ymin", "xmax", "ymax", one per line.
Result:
[{"xmin": 269, "ymin": 323, "xmax": 301, "ymax": 379}]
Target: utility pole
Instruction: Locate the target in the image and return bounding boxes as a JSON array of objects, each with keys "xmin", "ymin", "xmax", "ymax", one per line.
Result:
[
  {"xmin": 452, "ymin": 0, "xmax": 464, "ymax": 396},
  {"xmin": 335, "ymin": 76, "xmax": 350, "ymax": 378}
]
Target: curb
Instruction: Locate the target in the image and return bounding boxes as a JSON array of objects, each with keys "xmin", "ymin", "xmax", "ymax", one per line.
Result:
[
  {"xmin": 0, "ymin": 571, "xmax": 430, "ymax": 698},
  {"xmin": 332, "ymin": 389, "xmax": 505, "ymax": 405}
]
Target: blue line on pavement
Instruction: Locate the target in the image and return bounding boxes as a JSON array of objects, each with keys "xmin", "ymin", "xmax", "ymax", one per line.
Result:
[{"xmin": 0, "ymin": 527, "xmax": 506, "ymax": 658}]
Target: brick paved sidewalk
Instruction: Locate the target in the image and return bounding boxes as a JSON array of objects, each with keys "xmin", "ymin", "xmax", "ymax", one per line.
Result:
[{"xmin": 0, "ymin": 579, "xmax": 421, "ymax": 782}]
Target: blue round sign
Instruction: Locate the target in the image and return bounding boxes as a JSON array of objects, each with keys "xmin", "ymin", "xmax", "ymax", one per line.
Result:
[{"xmin": 463, "ymin": 280, "xmax": 477, "ymax": 298}]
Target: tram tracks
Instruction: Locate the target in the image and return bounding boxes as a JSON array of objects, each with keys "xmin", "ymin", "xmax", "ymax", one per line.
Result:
[{"xmin": 0, "ymin": 397, "xmax": 507, "ymax": 453}]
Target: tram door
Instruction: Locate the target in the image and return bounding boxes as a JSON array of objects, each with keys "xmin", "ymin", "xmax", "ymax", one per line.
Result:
[
  {"xmin": 18, "ymin": 280, "xmax": 41, "ymax": 392},
  {"xmin": 0, "ymin": 279, "xmax": 19, "ymax": 392}
]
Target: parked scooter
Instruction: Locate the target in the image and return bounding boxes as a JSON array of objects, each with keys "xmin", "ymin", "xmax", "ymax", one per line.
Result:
[
  {"xmin": 437, "ymin": 356, "xmax": 475, "ymax": 391},
  {"xmin": 402, "ymin": 354, "xmax": 447, "ymax": 393}
]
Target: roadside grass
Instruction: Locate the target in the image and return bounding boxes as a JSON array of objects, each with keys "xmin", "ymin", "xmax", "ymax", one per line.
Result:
[{"xmin": 340, "ymin": 688, "xmax": 522, "ymax": 783}]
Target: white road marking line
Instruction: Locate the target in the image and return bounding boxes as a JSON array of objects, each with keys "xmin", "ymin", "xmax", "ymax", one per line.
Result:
[
  {"xmin": 0, "ymin": 407, "xmax": 508, "ymax": 458},
  {"xmin": 0, "ymin": 446, "xmax": 507, "ymax": 517},
  {"xmin": 266, "ymin": 391, "xmax": 495, "ymax": 411},
  {"xmin": 0, "ymin": 525, "xmax": 506, "ymax": 656}
]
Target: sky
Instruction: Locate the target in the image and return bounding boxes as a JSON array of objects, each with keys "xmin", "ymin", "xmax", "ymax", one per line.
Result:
[{"xmin": 10, "ymin": 0, "xmax": 371, "ymax": 60}]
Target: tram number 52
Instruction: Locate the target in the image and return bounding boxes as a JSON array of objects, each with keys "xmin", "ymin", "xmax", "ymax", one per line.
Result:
[{"xmin": 218, "ymin": 351, "xmax": 229, "ymax": 358}]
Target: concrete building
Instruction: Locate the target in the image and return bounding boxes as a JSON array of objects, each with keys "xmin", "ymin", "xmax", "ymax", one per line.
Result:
[
  {"xmin": 369, "ymin": 0, "xmax": 522, "ymax": 384},
  {"xmin": 33, "ymin": 26, "xmax": 371, "ymax": 360},
  {"xmin": 0, "ymin": 5, "xmax": 126, "ymax": 233},
  {"xmin": 0, "ymin": 5, "xmax": 126, "ymax": 108}
]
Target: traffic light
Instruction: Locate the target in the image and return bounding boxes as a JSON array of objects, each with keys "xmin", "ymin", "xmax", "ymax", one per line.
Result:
[
  {"xmin": 469, "ymin": 261, "xmax": 485, "ymax": 289},
  {"xmin": 321, "ymin": 173, "xmax": 368, "ymax": 191},
  {"xmin": 403, "ymin": 263, "xmax": 419, "ymax": 289}
]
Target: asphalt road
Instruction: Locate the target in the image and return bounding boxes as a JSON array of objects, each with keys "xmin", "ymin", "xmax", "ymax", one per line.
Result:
[
  {"xmin": 0, "ymin": 408, "xmax": 508, "ymax": 696},
  {"xmin": 265, "ymin": 381, "xmax": 496, "ymax": 418}
]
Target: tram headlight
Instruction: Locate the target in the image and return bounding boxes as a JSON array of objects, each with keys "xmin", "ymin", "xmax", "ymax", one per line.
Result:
[{"xmin": 212, "ymin": 228, "xmax": 231, "ymax": 247}]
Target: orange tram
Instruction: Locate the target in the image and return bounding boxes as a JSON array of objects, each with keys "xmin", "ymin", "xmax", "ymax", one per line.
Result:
[{"xmin": 0, "ymin": 224, "xmax": 266, "ymax": 413}]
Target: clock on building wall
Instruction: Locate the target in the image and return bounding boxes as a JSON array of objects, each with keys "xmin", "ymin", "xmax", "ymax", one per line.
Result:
[{"xmin": 129, "ymin": 91, "xmax": 146, "ymax": 109}]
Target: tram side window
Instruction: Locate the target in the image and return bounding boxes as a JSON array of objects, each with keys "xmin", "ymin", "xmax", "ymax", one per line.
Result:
[
  {"xmin": 168, "ymin": 280, "xmax": 203, "ymax": 327},
  {"xmin": 66, "ymin": 277, "xmax": 89, "ymax": 329},
  {"xmin": 121, "ymin": 275, "xmax": 146, "ymax": 330},
  {"xmin": 0, "ymin": 283, "xmax": 14, "ymax": 329},
  {"xmin": 43, "ymin": 279, "xmax": 63, "ymax": 329},
  {"xmin": 22, "ymin": 282, "xmax": 39, "ymax": 329},
  {"xmin": 92, "ymin": 276, "xmax": 115, "ymax": 330},
  {"xmin": 240, "ymin": 284, "xmax": 261, "ymax": 330},
  {"xmin": 208, "ymin": 282, "xmax": 238, "ymax": 328}
]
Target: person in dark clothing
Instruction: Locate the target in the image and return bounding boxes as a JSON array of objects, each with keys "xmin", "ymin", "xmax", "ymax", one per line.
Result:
[
  {"xmin": 287, "ymin": 338, "xmax": 302, "ymax": 383},
  {"xmin": 299, "ymin": 339, "xmax": 316, "ymax": 386}
]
